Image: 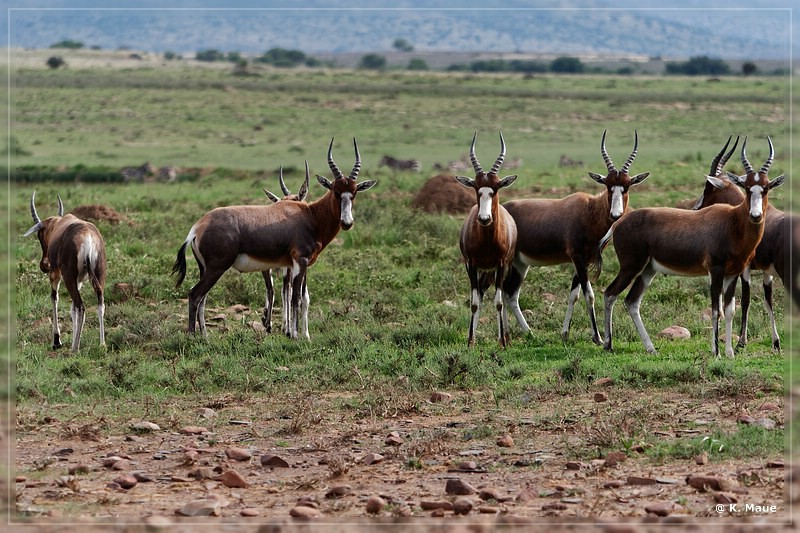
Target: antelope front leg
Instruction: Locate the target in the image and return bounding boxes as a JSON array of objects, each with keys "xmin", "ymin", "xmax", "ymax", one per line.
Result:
[
  {"xmin": 737, "ymin": 268, "xmax": 750, "ymax": 349},
  {"xmin": 709, "ymin": 271, "xmax": 724, "ymax": 358},
  {"xmin": 289, "ymin": 259, "xmax": 308, "ymax": 340},
  {"xmin": 763, "ymin": 273, "xmax": 780, "ymax": 351},
  {"xmin": 50, "ymin": 280, "xmax": 62, "ymax": 349},
  {"xmin": 467, "ymin": 265, "xmax": 481, "ymax": 346},
  {"xmin": 494, "ymin": 270, "xmax": 508, "ymax": 347}
]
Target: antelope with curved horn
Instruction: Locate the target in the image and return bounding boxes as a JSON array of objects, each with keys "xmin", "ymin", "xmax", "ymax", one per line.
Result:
[
  {"xmin": 691, "ymin": 136, "xmax": 797, "ymax": 351},
  {"xmin": 597, "ymin": 136, "xmax": 784, "ymax": 358},
  {"xmin": 262, "ymin": 163, "xmax": 311, "ymax": 335},
  {"xmin": 502, "ymin": 130, "xmax": 649, "ymax": 344},
  {"xmin": 173, "ymin": 138, "xmax": 377, "ymax": 339},
  {"xmin": 456, "ymin": 131, "xmax": 518, "ymax": 347},
  {"xmin": 23, "ymin": 191, "xmax": 107, "ymax": 351}
]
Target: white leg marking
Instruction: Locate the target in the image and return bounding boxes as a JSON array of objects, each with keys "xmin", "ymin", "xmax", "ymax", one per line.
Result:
[
  {"xmin": 561, "ymin": 284, "xmax": 580, "ymax": 338},
  {"xmin": 722, "ymin": 276, "xmax": 736, "ymax": 358}
]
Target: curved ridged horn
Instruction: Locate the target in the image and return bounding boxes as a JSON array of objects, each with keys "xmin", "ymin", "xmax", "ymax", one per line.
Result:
[
  {"xmin": 489, "ymin": 132, "xmax": 506, "ymax": 175},
  {"xmin": 759, "ymin": 136, "xmax": 774, "ymax": 174},
  {"xmin": 600, "ymin": 129, "xmax": 616, "ymax": 173},
  {"xmin": 709, "ymin": 135, "xmax": 739, "ymax": 177},
  {"xmin": 57, "ymin": 194, "xmax": 64, "ymax": 216},
  {"xmin": 469, "ymin": 131, "xmax": 483, "ymax": 174},
  {"xmin": 620, "ymin": 130, "xmax": 639, "ymax": 174},
  {"xmin": 349, "ymin": 138, "xmax": 361, "ymax": 180},
  {"xmin": 30, "ymin": 190, "xmax": 41, "ymax": 224},
  {"xmin": 741, "ymin": 136, "xmax": 754, "ymax": 174},
  {"xmin": 278, "ymin": 166, "xmax": 290, "ymax": 196},
  {"xmin": 327, "ymin": 138, "xmax": 344, "ymax": 180}
]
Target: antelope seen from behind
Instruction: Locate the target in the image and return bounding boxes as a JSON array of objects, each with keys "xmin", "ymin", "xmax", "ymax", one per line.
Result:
[
  {"xmin": 173, "ymin": 138, "xmax": 377, "ymax": 339},
  {"xmin": 691, "ymin": 136, "xmax": 796, "ymax": 351},
  {"xmin": 597, "ymin": 136, "xmax": 784, "ymax": 358},
  {"xmin": 23, "ymin": 192, "xmax": 107, "ymax": 352},
  {"xmin": 456, "ymin": 131, "xmax": 518, "ymax": 347},
  {"xmin": 502, "ymin": 130, "xmax": 649, "ymax": 344}
]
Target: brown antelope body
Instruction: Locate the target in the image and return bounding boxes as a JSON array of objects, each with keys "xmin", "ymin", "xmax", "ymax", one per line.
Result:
[
  {"xmin": 502, "ymin": 131, "xmax": 649, "ymax": 344},
  {"xmin": 598, "ymin": 137, "xmax": 784, "ymax": 357},
  {"xmin": 23, "ymin": 192, "xmax": 107, "ymax": 352},
  {"xmin": 456, "ymin": 132, "xmax": 518, "ymax": 347},
  {"xmin": 173, "ymin": 138, "xmax": 376, "ymax": 339},
  {"xmin": 691, "ymin": 138, "xmax": 797, "ymax": 351}
]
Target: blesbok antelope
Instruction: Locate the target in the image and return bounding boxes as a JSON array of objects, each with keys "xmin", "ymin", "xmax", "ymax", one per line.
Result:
[
  {"xmin": 378, "ymin": 155, "xmax": 422, "ymax": 172},
  {"xmin": 502, "ymin": 130, "xmax": 649, "ymax": 344},
  {"xmin": 23, "ymin": 191, "xmax": 107, "ymax": 352},
  {"xmin": 262, "ymin": 164, "xmax": 311, "ymax": 336},
  {"xmin": 597, "ymin": 136, "xmax": 784, "ymax": 358},
  {"xmin": 173, "ymin": 138, "xmax": 377, "ymax": 339},
  {"xmin": 692, "ymin": 136, "xmax": 797, "ymax": 351},
  {"xmin": 456, "ymin": 131, "xmax": 518, "ymax": 347}
]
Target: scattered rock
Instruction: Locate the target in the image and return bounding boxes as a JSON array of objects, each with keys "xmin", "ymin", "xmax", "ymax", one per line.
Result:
[
  {"xmin": 420, "ymin": 501, "xmax": 453, "ymax": 511},
  {"xmin": 430, "ymin": 508, "xmax": 446, "ymax": 517},
  {"xmin": 603, "ymin": 480, "xmax": 624, "ymax": 489},
  {"xmin": 296, "ymin": 496, "xmax": 319, "ymax": 508},
  {"xmin": 68, "ymin": 465, "xmax": 90, "ymax": 475},
  {"xmin": 695, "ymin": 452, "xmax": 709, "ymax": 465},
  {"xmin": 658, "ymin": 325, "xmax": 691, "ymax": 340},
  {"xmin": 737, "ymin": 414, "xmax": 756, "ymax": 425},
  {"xmin": 542, "ymin": 502, "xmax": 568, "ymax": 511},
  {"xmin": 182, "ymin": 450, "xmax": 199, "ymax": 465},
  {"xmin": 758, "ymin": 402, "xmax": 780, "ymax": 412},
  {"xmin": 445, "ymin": 478, "xmax": 477, "ymax": 495},
  {"xmin": 199, "ymin": 408, "xmax": 216, "ymax": 419},
  {"xmin": 755, "ymin": 418, "xmax": 776, "ymax": 430},
  {"xmin": 111, "ymin": 459, "xmax": 130, "ymax": 471},
  {"xmin": 213, "ymin": 470, "xmax": 248, "ymax": 488},
  {"xmin": 714, "ymin": 493, "xmax": 738, "ymax": 504},
  {"xmin": 593, "ymin": 377, "xmax": 614, "ymax": 387},
  {"xmin": 604, "ymin": 451, "xmax": 627, "ymax": 467},
  {"xmin": 261, "ymin": 454, "xmax": 290, "ymax": 468},
  {"xmin": 102, "ymin": 456, "xmax": 124, "ymax": 468},
  {"xmin": 362, "ymin": 453, "xmax": 385, "ymax": 466},
  {"xmin": 565, "ymin": 461, "xmax": 583, "ymax": 470},
  {"xmin": 240, "ymin": 508, "xmax": 260, "ymax": 517},
  {"xmin": 479, "ymin": 487, "xmax": 510, "ymax": 502},
  {"xmin": 176, "ymin": 500, "xmax": 221, "ymax": 517},
  {"xmin": 453, "ymin": 498, "xmax": 473, "ymax": 515},
  {"xmin": 645, "ymin": 502, "xmax": 673, "ymax": 517},
  {"xmin": 594, "ymin": 392, "xmax": 608, "ymax": 403},
  {"xmin": 686, "ymin": 475, "xmax": 737, "ymax": 492},
  {"xmin": 114, "ymin": 475, "xmax": 138, "ymax": 490},
  {"xmin": 385, "ymin": 432, "xmax": 404, "ymax": 446},
  {"xmin": 627, "ymin": 476, "xmax": 657, "ymax": 486},
  {"xmin": 130, "ymin": 421, "xmax": 160, "ymax": 432},
  {"xmin": 325, "ymin": 485, "xmax": 351, "ymax": 499},
  {"xmin": 366, "ymin": 495, "xmax": 386, "ymax": 514},
  {"xmin": 479, "ymin": 506, "xmax": 499, "ymax": 514},
  {"xmin": 496, "ymin": 434, "xmax": 514, "ymax": 447},
  {"xmin": 225, "ymin": 447, "xmax": 252, "ymax": 462},
  {"xmin": 179, "ymin": 426, "xmax": 209, "ymax": 435},
  {"xmin": 250, "ymin": 321, "xmax": 267, "ymax": 333},
  {"xmin": 290, "ymin": 505, "xmax": 320, "ymax": 518},
  {"xmin": 767, "ymin": 460, "xmax": 785, "ymax": 468},
  {"xmin": 429, "ymin": 391, "xmax": 453, "ymax": 403},
  {"xmin": 132, "ymin": 472, "xmax": 154, "ymax": 483},
  {"xmin": 189, "ymin": 467, "xmax": 215, "ymax": 480},
  {"xmin": 457, "ymin": 461, "xmax": 478, "ymax": 471}
]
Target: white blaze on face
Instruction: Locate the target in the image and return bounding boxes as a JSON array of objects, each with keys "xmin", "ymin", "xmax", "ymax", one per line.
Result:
[
  {"xmin": 477, "ymin": 187, "xmax": 494, "ymax": 224},
  {"xmin": 609, "ymin": 185, "xmax": 625, "ymax": 219},
  {"xmin": 749, "ymin": 185, "xmax": 764, "ymax": 220},
  {"xmin": 340, "ymin": 192, "xmax": 354, "ymax": 228}
]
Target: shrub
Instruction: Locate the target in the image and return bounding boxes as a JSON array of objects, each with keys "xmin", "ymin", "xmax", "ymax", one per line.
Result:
[
  {"xmin": 46, "ymin": 56, "xmax": 65, "ymax": 69},
  {"xmin": 742, "ymin": 61, "xmax": 758, "ymax": 76},
  {"xmin": 257, "ymin": 48, "xmax": 308, "ymax": 68},
  {"xmin": 195, "ymin": 49, "xmax": 226, "ymax": 62},
  {"xmin": 407, "ymin": 58, "xmax": 428, "ymax": 71},
  {"xmin": 359, "ymin": 54, "xmax": 386, "ymax": 70},
  {"xmin": 665, "ymin": 56, "xmax": 731, "ymax": 76},
  {"xmin": 550, "ymin": 56, "xmax": 584, "ymax": 73},
  {"xmin": 50, "ymin": 40, "xmax": 83, "ymax": 49}
]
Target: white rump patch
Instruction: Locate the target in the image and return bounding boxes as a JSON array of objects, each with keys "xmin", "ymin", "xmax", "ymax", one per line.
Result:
[
  {"xmin": 233, "ymin": 254, "xmax": 286, "ymax": 273},
  {"xmin": 77, "ymin": 234, "xmax": 97, "ymax": 283}
]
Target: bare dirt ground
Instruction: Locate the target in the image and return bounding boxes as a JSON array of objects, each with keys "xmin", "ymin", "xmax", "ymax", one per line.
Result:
[{"xmin": 8, "ymin": 385, "xmax": 794, "ymax": 531}]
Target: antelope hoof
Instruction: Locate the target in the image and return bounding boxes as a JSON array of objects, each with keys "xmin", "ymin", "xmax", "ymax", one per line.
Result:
[
  {"xmin": 591, "ymin": 334, "xmax": 603, "ymax": 346},
  {"xmin": 560, "ymin": 330, "xmax": 569, "ymax": 342},
  {"xmin": 603, "ymin": 341, "xmax": 613, "ymax": 352},
  {"xmin": 646, "ymin": 348, "xmax": 657, "ymax": 355},
  {"xmin": 52, "ymin": 335, "xmax": 62, "ymax": 350},
  {"xmin": 773, "ymin": 340, "xmax": 781, "ymax": 352}
]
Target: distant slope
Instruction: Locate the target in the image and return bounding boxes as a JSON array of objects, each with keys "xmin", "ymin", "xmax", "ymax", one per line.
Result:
[{"xmin": 5, "ymin": 2, "xmax": 793, "ymax": 60}]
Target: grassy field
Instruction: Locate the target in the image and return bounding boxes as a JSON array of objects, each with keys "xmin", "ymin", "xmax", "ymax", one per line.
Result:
[{"xmin": 9, "ymin": 58, "xmax": 796, "ymax": 469}]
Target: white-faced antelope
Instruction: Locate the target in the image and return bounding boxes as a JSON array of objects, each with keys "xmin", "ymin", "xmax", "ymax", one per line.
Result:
[
  {"xmin": 456, "ymin": 131, "xmax": 518, "ymax": 347},
  {"xmin": 23, "ymin": 191, "xmax": 107, "ymax": 352},
  {"xmin": 692, "ymin": 136, "xmax": 796, "ymax": 351},
  {"xmin": 597, "ymin": 136, "xmax": 784, "ymax": 358},
  {"xmin": 502, "ymin": 130, "xmax": 649, "ymax": 344},
  {"xmin": 261, "ymin": 164, "xmax": 310, "ymax": 336},
  {"xmin": 173, "ymin": 138, "xmax": 377, "ymax": 339}
]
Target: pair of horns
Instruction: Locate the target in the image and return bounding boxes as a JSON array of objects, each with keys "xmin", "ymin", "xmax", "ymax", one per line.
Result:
[
  {"xmin": 29, "ymin": 190, "xmax": 64, "ymax": 224},
  {"xmin": 741, "ymin": 136, "xmax": 775, "ymax": 175},
  {"xmin": 327, "ymin": 138, "xmax": 361, "ymax": 180},
  {"xmin": 709, "ymin": 135, "xmax": 739, "ymax": 176},
  {"xmin": 600, "ymin": 129, "xmax": 639, "ymax": 174},
  {"xmin": 278, "ymin": 161, "xmax": 310, "ymax": 195},
  {"xmin": 469, "ymin": 131, "xmax": 506, "ymax": 175}
]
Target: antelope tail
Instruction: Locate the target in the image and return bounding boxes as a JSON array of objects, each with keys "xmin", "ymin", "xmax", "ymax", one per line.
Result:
[
  {"xmin": 172, "ymin": 240, "xmax": 189, "ymax": 288},
  {"xmin": 589, "ymin": 227, "xmax": 615, "ymax": 281}
]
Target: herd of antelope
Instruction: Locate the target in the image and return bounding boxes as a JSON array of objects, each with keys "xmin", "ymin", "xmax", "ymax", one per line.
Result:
[{"xmin": 23, "ymin": 132, "xmax": 794, "ymax": 358}]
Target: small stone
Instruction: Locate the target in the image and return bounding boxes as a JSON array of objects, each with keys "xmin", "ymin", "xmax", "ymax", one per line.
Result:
[
  {"xmin": 290, "ymin": 505, "xmax": 320, "ymax": 518},
  {"xmin": 296, "ymin": 496, "xmax": 319, "ymax": 508},
  {"xmin": 593, "ymin": 377, "xmax": 614, "ymax": 387},
  {"xmin": 261, "ymin": 454, "xmax": 290, "ymax": 468},
  {"xmin": 189, "ymin": 467, "xmax": 215, "ymax": 480},
  {"xmin": 240, "ymin": 508, "xmax": 260, "ymax": 517},
  {"xmin": 102, "ymin": 456, "xmax": 124, "ymax": 468},
  {"xmin": 130, "ymin": 421, "xmax": 160, "ymax": 432},
  {"xmin": 199, "ymin": 408, "xmax": 216, "ymax": 419},
  {"xmin": 132, "ymin": 472, "xmax": 154, "ymax": 483},
  {"xmin": 251, "ymin": 321, "xmax": 267, "ymax": 333},
  {"xmin": 453, "ymin": 498, "xmax": 473, "ymax": 515},
  {"xmin": 176, "ymin": 500, "xmax": 221, "ymax": 517},
  {"xmin": 695, "ymin": 452, "xmax": 709, "ymax": 465},
  {"xmin": 755, "ymin": 418, "xmax": 776, "ymax": 430},
  {"xmin": 737, "ymin": 414, "xmax": 756, "ymax": 425},
  {"xmin": 213, "ymin": 470, "xmax": 248, "ymax": 488},
  {"xmin": 429, "ymin": 391, "xmax": 453, "ymax": 403},
  {"xmin": 542, "ymin": 502, "xmax": 568, "ymax": 511},
  {"xmin": 458, "ymin": 461, "xmax": 478, "ymax": 471},
  {"xmin": 325, "ymin": 485, "xmax": 351, "ymax": 499},
  {"xmin": 182, "ymin": 450, "xmax": 199, "ymax": 465},
  {"xmin": 758, "ymin": 402, "xmax": 780, "ymax": 412},
  {"xmin": 111, "ymin": 460, "xmax": 130, "ymax": 471},
  {"xmin": 385, "ymin": 432, "xmax": 404, "ymax": 446},
  {"xmin": 645, "ymin": 502, "xmax": 673, "ymax": 517},
  {"xmin": 15, "ymin": 475, "xmax": 26, "ymax": 483},
  {"xmin": 767, "ymin": 460, "xmax": 785, "ymax": 468},
  {"xmin": 366, "ymin": 495, "xmax": 385, "ymax": 514},
  {"xmin": 594, "ymin": 392, "xmax": 608, "ymax": 402},
  {"xmin": 496, "ymin": 434, "xmax": 514, "ymax": 447},
  {"xmin": 479, "ymin": 506, "xmax": 499, "ymax": 514},
  {"xmin": 603, "ymin": 480, "xmax": 624, "ymax": 489},
  {"xmin": 604, "ymin": 451, "xmax": 627, "ymax": 467},
  {"xmin": 179, "ymin": 426, "xmax": 208, "ymax": 435},
  {"xmin": 565, "ymin": 461, "xmax": 583, "ymax": 470},
  {"xmin": 225, "ymin": 447, "xmax": 252, "ymax": 462},
  {"xmin": 362, "ymin": 453, "xmax": 384, "ymax": 466},
  {"xmin": 430, "ymin": 508, "xmax": 445, "ymax": 517},
  {"xmin": 714, "ymin": 493, "xmax": 738, "ymax": 504},
  {"xmin": 114, "ymin": 475, "xmax": 138, "ymax": 489},
  {"xmin": 420, "ymin": 501, "xmax": 453, "ymax": 511},
  {"xmin": 627, "ymin": 476, "xmax": 657, "ymax": 486},
  {"xmin": 686, "ymin": 475, "xmax": 724, "ymax": 491},
  {"xmin": 446, "ymin": 478, "xmax": 477, "ymax": 495},
  {"xmin": 658, "ymin": 326, "xmax": 690, "ymax": 340}
]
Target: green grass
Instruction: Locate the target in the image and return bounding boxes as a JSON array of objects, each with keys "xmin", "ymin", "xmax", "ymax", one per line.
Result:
[{"xmin": 11, "ymin": 64, "xmax": 794, "ymax": 416}]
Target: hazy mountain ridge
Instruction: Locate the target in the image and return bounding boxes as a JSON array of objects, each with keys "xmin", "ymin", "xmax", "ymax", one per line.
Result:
[{"xmin": 5, "ymin": 2, "xmax": 793, "ymax": 60}]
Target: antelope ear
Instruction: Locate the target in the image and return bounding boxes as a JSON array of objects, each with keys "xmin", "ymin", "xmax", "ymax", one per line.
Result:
[
  {"xmin": 23, "ymin": 222, "xmax": 42, "ymax": 237},
  {"xmin": 455, "ymin": 175, "xmax": 474, "ymax": 188},
  {"xmin": 705, "ymin": 176, "xmax": 726, "ymax": 190},
  {"xmin": 768, "ymin": 174, "xmax": 785, "ymax": 190},
  {"xmin": 297, "ymin": 177, "xmax": 310, "ymax": 201},
  {"xmin": 690, "ymin": 194, "xmax": 705, "ymax": 211},
  {"xmin": 630, "ymin": 172, "xmax": 649, "ymax": 186},
  {"xmin": 356, "ymin": 179, "xmax": 377, "ymax": 192},
  {"xmin": 263, "ymin": 189, "xmax": 281, "ymax": 203},
  {"xmin": 588, "ymin": 172, "xmax": 606, "ymax": 185},
  {"xmin": 499, "ymin": 174, "xmax": 517, "ymax": 189},
  {"xmin": 726, "ymin": 171, "xmax": 746, "ymax": 188},
  {"xmin": 316, "ymin": 175, "xmax": 333, "ymax": 190}
]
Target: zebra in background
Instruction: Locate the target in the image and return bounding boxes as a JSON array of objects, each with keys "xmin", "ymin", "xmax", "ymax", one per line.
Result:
[
  {"xmin": 120, "ymin": 162, "xmax": 155, "ymax": 183},
  {"xmin": 158, "ymin": 166, "xmax": 178, "ymax": 183},
  {"xmin": 378, "ymin": 155, "xmax": 422, "ymax": 172}
]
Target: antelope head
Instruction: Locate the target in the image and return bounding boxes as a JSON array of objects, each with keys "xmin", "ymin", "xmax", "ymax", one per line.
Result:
[
  {"xmin": 455, "ymin": 131, "xmax": 517, "ymax": 226},
  {"xmin": 726, "ymin": 136, "xmax": 785, "ymax": 224},
  {"xmin": 23, "ymin": 191, "xmax": 64, "ymax": 273},
  {"xmin": 316, "ymin": 138, "xmax": 377, "ymax": 231},
  {"xmin": 264, "ymin": 163, "xmax": 311, "ymax": 203},
  {"xmin": 588, "ymin": 129, "xmax": 649, "ymax": 221},
  {"xmin": 691, "ymin": 135, "xmax": 740, "ymax": 210}
]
